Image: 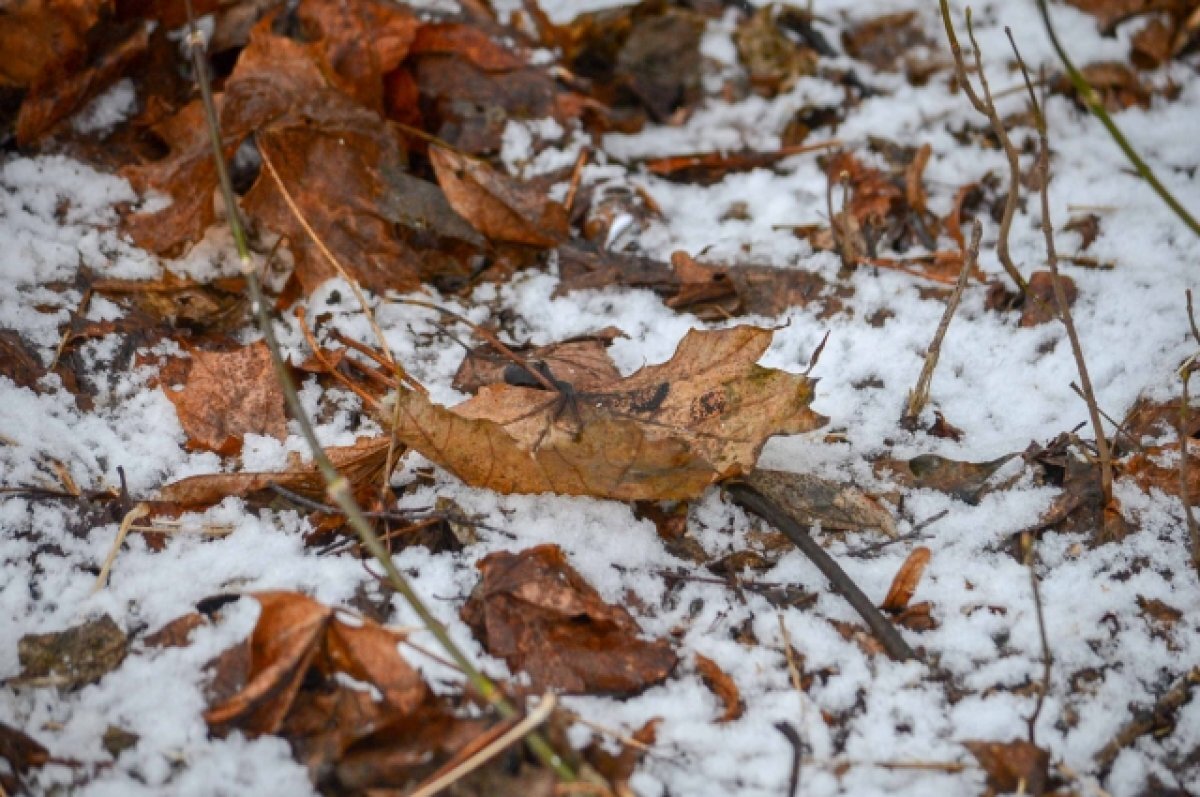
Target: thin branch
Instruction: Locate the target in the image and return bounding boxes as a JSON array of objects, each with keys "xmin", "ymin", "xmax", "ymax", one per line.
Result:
[
  {"xmin": 179, "ymin": 5, "xmax": 573, "ymax": 780},
  {"xmin": 937, "ymin": 0, "xmax": 1031, "ymax": 296},
  {"xmin": 1008, "ymin": 28, "xmax": 1116, "ymax": 541},
  {"xmin": 1020, "ymin": 531, "xmax": 1053, "ymax": 743},
  {"xmin": 726, "ymin": 482, "xmax": 919, "ymax": 663},
  {"xmin": 1093, "ymin": 666, "xmax": 1200, "ymax": 771},
  {"xmin": 1036, "ymin": 0, "xmax": 1199, "ymax": 237},
  {"xmin": 902, "ymin": 221, "xmax": 981, "ymax": 426}
]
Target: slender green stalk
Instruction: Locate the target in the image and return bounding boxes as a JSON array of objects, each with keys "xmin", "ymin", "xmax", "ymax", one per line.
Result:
[
  {"xmin": 1036, "ymin": 0, "xmax": 1199, "ymax": 237},
  {"xmin": 179, "ymin": 8, "xmax": 573, "ymax": 780}
]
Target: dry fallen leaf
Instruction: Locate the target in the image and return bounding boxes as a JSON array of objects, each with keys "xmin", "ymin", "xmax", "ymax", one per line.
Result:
[
  {"xmin": 163, "ymin": 341, "xmax": 287, "ymax": 455},
  {"xmin": 962, "ymin": 739, "xmax": 1049, "ymax": 794},
  {"xmin": 158, "ymin": 436, "xmax": 393, "ymax": 507},
  {"xmin": 12, "ymin": 615, "xmax": 127, "ymax": 689},
  {"xmin": 461, "ymin": 544, "xmax": 678, "ymax": 695},
  {"xmin": 880, "ymin": 546, "xmax": 931, "ymax": 612},
  {"xmin": 0, "ymin": 721, "xmax": 50, "ymax": 795},
  {"xmin": 694, "ymin": 653, "xmax": 744, "ymax": 723},
  {"xmin": 742, "ymin": 468, "xmax": 898, "ymax": 535},
  {"xmin": 205, "ymin": 592, "xmax": 426, "ymax": 736},
  {"xmin": 388, "ymin": 325, "xmax": 825, "ymax": 501},
  {"xmin": 430, "ymin": 144, "xmax": 568, "ymax": 247}
]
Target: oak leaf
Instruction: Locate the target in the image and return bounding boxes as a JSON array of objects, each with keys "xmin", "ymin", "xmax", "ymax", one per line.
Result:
[{"xmin": 388, "ymin": 325, "xmax": 825, "ymax": 501}]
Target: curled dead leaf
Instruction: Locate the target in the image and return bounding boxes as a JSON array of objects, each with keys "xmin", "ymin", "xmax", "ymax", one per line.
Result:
[
  {"xmin": 429, "ymin": 144, "xmax": 568, "ymax": 247},
  {"xmin": 461, "ymin": 544, "xmax": 678, "ymax": 695},
  {"xmin": 695, "ymin": 653, "xmax": 744, "ymax": 723},
  {"xmin": 880, "ymin": 546, "xmax": 931, "ymax": 612}
]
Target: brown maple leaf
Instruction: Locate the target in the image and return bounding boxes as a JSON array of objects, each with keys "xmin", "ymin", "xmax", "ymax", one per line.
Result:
[
  {"xmin": 386, "ymin": 325, "xmax": 825, "ymax": 501},
  {"xmin": 163, "ymin": 341, "xmax": 287, "ymax": 455}
]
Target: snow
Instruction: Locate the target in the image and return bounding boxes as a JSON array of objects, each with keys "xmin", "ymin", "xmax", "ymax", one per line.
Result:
[{"xmin": 3, "ymin": 1, "xmax": 1200, "ymax": 795}]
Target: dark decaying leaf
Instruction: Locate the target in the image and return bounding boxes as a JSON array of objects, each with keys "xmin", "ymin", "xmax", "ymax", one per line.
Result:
[
  {"xmin": 12, "ymin": 615, "xmax": 127, "ymax": 689},
  {"xmin": 741, "ymin": 469, "xmax": 897, "ymax": 535},
  {"xmin": 0, "ymin": 329, "xmax": 47, "ymax": 389},
  {"xmin": 614, "ymin": 8, "xmax": 704, "ymax": 121},
  {"xmin": 0, "ymin": 720, "xmax": 50, "ymax": 795},
  {"xmin": 874, "ymin": 452, "xmax": 1020, "ymax": 505},
  {"xmin": 694, "ymin": 653, "xmax": 744, "ymax": 723},
  {"xmin": 556, "ymin": 243, "xmax": 840, "ymax": 319},
  {"xmin": 963, "ymin": 739, "xmax": 1049, "ymax": 794},
  {"xmin": 461, "ymin": 544, "xmax": 678, "ymax": 695},
  {"xmin": 163, "ymin": 341, "xmax": 288, "ymax": 455},
  {"xmin": 841, "ymin": 12, "xmax": 930, "ymax": 73},
  {"xmin": 16, "ymin": 20, "xmax": 148, "ymax": 146},
  {"xmin": 388, "ymin": 326, "xmax": 825, "ymax": 501}
]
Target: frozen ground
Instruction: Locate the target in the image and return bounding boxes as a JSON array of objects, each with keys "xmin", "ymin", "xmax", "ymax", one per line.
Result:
[{"xmin": 2, "ymin": 1, "xmax": 1200, "ymax": 795}]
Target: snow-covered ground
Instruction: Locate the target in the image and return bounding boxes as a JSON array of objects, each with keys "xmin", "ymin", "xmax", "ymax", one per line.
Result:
[{"xmin": 2, "ymin": 1, "xmax": 1199, "ymax": 795}]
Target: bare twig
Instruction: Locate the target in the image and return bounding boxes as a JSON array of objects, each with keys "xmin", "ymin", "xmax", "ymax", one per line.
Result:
[
  {"xmin": 1179, "ymin": 294, "xmax": 1200, "ymax": 574},
  {"xmin": 1093, "ymin": 666, "xmax": 1200, "ymax": 771},
  {"xmin": 937, "ymin": 1, "xmax": 1030, "ymax": 296},
  {"xmin": 902, "ymin": 221, "xmax": 981, "ymax": 426},
  {"xmin": 1036, "ymin": 0, "xmax": 1199, "ymax": 237},
  {"xmin": 179, "ymin": 4, "xmax": 573, "ymax": 780},
  {"xmin": 1008, "ymin": 28, "xmax": 1116, "ymax": 541},
  {"xmin": 726, "ymin": 482, "xmax": 919, "ymax": 663},
  {"xmin": 1020, "ymin": 531, "xmax": 1053, "ymax": 743}
]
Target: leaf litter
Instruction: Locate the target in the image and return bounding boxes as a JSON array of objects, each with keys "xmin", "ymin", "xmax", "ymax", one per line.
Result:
[{"xmin": 2, "ymin": 0, "xmax": 1200, "ymax": 795}]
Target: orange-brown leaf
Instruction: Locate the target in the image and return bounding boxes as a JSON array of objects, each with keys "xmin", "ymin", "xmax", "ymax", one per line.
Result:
[
  {"xmin": 157, "ymin": 436, "xmax": 393, "ymax": 507},
  {"xmin": 163, "ymin": 341, "xmax": 287, "ymax": 455},
  {"xmin": 205, "ymin": 592, "xmax": 331, "ymax": 735},
  {"xmin": 880, "ymin": 547, "xmax": 931, "ymax": 612},
  {"xmin": 694, "ymin": 653, "xmax": 744, "ymax": 723},
  {"xmin": 962, "ymin": 739, "xmax": 1049, "ymax": 794},
  {"xmin": 388, "ymin": 326, "xmax": 825, "ymax": 501},
  {"xmin": 430, "ymin": 144, "xmax": 568, "ymax": 247}
]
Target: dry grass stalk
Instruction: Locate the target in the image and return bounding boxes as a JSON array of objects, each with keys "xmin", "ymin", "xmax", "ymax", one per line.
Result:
[{"xmin": 902, "ymin": 221, "xmax": 981, "ymax": 426}]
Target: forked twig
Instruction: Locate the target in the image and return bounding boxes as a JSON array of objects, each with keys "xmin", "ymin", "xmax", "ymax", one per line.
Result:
[{"xmin": 937, "ymin": 1, "xmax": 1030, "ymax": 297}]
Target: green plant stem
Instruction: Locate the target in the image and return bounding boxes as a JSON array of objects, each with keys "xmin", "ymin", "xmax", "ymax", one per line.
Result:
[
  {"xmin": 1036, "ymin": 0, "xmax": 1200, "ymax": 237},
  {"xmin": 180, "ymin": 11, "xmax": 573, "ymax": 781}
]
